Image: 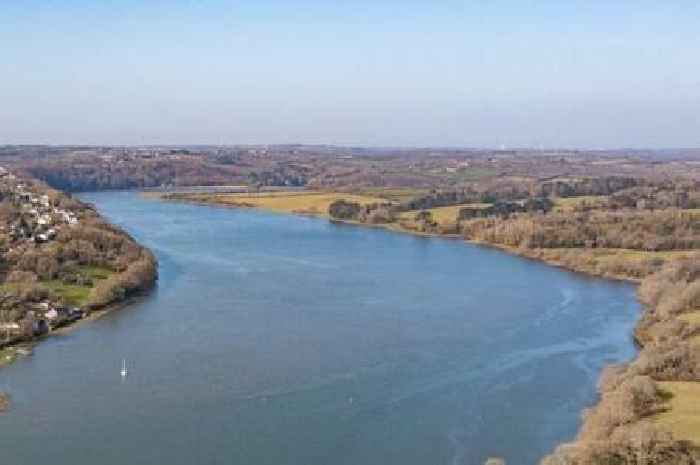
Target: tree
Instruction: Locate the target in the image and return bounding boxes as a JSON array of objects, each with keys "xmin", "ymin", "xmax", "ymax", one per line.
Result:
[{"xmin": 328, "ymin": 200, "xmax": 361, "ymax": 219}]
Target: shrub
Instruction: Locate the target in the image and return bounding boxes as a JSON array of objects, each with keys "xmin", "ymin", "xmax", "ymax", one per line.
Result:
[
  {"xmin": 328, "ymin": 200, "xmax": 361, "ymax": 219},
  {"xmin": 580, "ymin": 376, "xmax": 662, "ymax": 441},
  {"xmin": 366, "ymin": 207, "xmax": 395, "ymax": 224},
  {"xmin": 633, "ymin": 342, "xmax": 700, "ymax": 381},
  {"xmin": 5, "ymin": 270, "xmax": 38, "ymax": 283}
]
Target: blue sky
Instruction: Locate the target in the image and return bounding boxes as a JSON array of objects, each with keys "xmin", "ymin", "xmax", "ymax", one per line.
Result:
[{"xmin": 2, "ymin": 1, "xmax": 699, "ymax": 147}]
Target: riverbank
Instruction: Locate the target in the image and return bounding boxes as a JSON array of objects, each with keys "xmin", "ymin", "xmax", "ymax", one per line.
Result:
[
  {"xmin": 161, "ymin": 190, "xmax": 700, "ymax": 464},
  {"xmin": 0, "ymin": 288, "xmax": 157, "ymax": 409},
  {"xmin": 1, "ymin": 188, "xmax": 648, "ymax": 465},
  {"xmin": 0, "ymin": 177, "xmax": 159, "ymax": 411},
  {"xmin": 158, "ymin": 190, "xmax": 668, "ymax": 283},
  {"xmin": 0, "ymin": 274, "xmax": 156, "ymax": 347},
  {"xmin": 343, "ymin": 218, "xmax": 647, "ymax": 283},
  {"xmin": 339, "ymin": 220, "xmax": 700, "ymax": 462},
  {"xmin": 160, "ymin": 190, "xmax": 385, "ymax": 217}
]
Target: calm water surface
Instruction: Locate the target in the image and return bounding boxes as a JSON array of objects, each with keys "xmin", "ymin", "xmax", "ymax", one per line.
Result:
[{"xmin": 0, "ymin": 192, "xmax": 640, "ymax": 465}]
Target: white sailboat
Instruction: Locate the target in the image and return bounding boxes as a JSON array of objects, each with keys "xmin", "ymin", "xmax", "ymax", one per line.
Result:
[{"xmin": 120, "ymin": 358, "xmax": 128, "ymax": 377}]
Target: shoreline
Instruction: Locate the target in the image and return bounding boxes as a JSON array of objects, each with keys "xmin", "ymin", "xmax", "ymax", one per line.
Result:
[
  {"xmin": 162, "ymin": 193, "xmax": 642, "ymax": 284},
  {"xmin": 0, "ymin": 181, "xmax": 159, "ymax": 379},
  {"xmin": 162, "ymin": 194, "xmax": 691, "ymax": 463},
  {"xmin": 0, "ymin": 183, "xmax": 159, "ymax": 411},
  {"xmin": 17, "ymin": 191, "xmax": 690, "ymax": 462},
  {"xmin": 247, "ymin": 202, "xmax": 700, "ymax": 461},
  {"xmin": 332, "ymin": 217, "xmax": 643, "ymax": 284},
  {"xmin": 0, "ymin": 289, "xmax": 155, "ymax": 370},
  {"xmin": 0, "ymin": 287, "xmax": 156, "ymax": 412}
]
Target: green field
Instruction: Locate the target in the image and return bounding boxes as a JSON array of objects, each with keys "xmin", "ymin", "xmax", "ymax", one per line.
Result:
[
  {"xmin": 0, "ymin": 266, "xmax": 114, "ymax": 307},
  {"xmin": 40, "ymin": 281, "xmax": 92, "ymax": 306},
  {"xmin": 80, "ymin": 265, "xmax": 112, "ymax": 280}
]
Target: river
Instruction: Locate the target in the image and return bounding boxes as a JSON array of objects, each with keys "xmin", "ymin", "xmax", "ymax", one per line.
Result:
[{"xmin": 0, "ymin": 191, "xmax": 640, "ymax": 465}]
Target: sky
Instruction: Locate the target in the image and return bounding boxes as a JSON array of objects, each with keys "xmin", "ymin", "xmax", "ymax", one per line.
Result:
[{"xmin": 1, "ymin": 0, "xmax": 699, "ymax": 148}]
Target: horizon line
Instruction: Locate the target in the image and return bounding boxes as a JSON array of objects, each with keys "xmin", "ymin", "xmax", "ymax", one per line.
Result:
[{"xmin": 2, "ymin": 143, "xmax": 700, "ymax": 152}]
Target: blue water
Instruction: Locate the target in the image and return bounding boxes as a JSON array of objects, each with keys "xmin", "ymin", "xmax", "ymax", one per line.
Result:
[{"xmin": 0, "ymin": 192, "xmax": 640, "ymax": 465}]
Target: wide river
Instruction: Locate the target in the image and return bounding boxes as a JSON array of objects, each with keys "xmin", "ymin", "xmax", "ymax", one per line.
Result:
[{"xmin": 0, "ymin": 192, "xmax": 640, "ymax": 465}]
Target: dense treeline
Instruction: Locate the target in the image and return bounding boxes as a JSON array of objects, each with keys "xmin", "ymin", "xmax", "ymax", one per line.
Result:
[
  {"xmin": 9, "ymin": 217, "xmax": 158, "ymax": 309},
  {"xmin": 461, "ymin": 209, "xmax": 700, "ymax": 251},
  {"xmin": 17, "ymin": 152, "xmax": 313, "ymax": 192},
  {"xmin": 247, "ymin": 164, "xmax": 310, "ymax": 188},
  {"xmin": 328, "ymin": 200, "xmax": 396, "ymax": 224},
  {"xmin": 329, "ymin": 177, "xmax": 700, "ymax": 254},
  {"xmin": 535, "ymin": 176, "xmax": 639, "ymax": 197},
  {"xmin": 401, "ymin": 188, "xmax": 499, "ymax": 210},
  {"xmin": 401, "ymin": 176, "xmax": 643, "ymax": 212},
  {"xmin": 89, "ymin": 248, "xmax": 157, "ymax": 308},
  {"xmin": 22, "ymin": 157, "xmax": 247, "ymax": 191}
]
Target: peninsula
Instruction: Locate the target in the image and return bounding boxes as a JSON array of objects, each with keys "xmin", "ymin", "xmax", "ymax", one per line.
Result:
[{"xmin": 0, "ymin": 167, "xmax": 158, "ymax": 368}]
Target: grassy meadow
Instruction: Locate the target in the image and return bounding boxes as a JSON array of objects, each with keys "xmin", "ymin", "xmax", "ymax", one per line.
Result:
[
  {"xmin": 0, "ymin": 266, "xmax": 114, "ymax": 307},
  {"xmin": 398, "ymin": 203, "xmax": 492, "ymax": 229},
  {"xmin": 552, "ymin": 195, "xmax": 609, "ymax": 212},
  {"xmin": 655, "ymin": 381, "xmax": 700, "ymax": 446},
  {"xmin": 679, "ymin": 312, "xmax": 700, "ymax": 347},
  {"xmin": 182, "ymin": 191, "xmax": 386, "ymax": 216}
]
